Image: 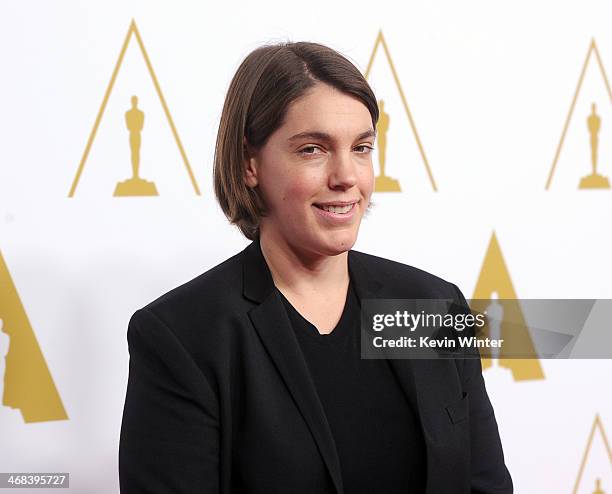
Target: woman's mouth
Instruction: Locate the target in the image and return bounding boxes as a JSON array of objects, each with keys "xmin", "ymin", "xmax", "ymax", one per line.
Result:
[
  {"xmin": 314, "ymin": 203, "xmax": 356, "ymax": 214},
  {"xmin": 312, "ymin": 201, "xmax": 358, "ymax": 223}
]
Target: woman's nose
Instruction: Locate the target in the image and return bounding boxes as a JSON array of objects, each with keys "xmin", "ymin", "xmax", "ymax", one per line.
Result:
[{"xmin": 328, "ymin": 151, "xmax": 358, "ymax": 189}]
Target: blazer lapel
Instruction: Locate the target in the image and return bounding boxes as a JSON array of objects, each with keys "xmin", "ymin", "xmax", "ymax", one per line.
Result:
[
  {"xmin": 348, "ymin": 251, "xmax": 467, "ymax": 493},
  {"xmin": 242, "ymin": 238, "xmax": 345, "ymax": 494}
]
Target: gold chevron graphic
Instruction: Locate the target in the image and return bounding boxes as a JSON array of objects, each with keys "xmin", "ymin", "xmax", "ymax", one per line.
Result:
[
  {"xmin": 572, "ymin": 414, "xmax": 612, "ymax": 494},
  {"xmin": 545, "ymin": 39, "xmax": 612, "ymax": 190},
  {"xmin": 364, "ymin": 30, "xmax": 437, "ymax": 191},
  {"xmin": 470, "ymin": 231, "xmax": 545, "ymax": 381},
  {"xmin": 0, "ymin": 251, "xmax": 67, "ymax": 422},
  {"xmin": 68, "ymin": 19, "xmax": 200, "ymax": 197}
]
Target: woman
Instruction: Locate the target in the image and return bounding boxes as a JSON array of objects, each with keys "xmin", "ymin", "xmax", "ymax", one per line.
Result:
[{"xmin": 119, "ymin": 41, "xmax": 513, "ymax": 493}]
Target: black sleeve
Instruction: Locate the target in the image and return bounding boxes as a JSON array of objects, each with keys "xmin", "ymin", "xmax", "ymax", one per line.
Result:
[
  {"xmin": 451, "ymin": 284, "xmax": 514, "ymax": 494},
  {"xmin": 119, "ymin": 308, "xmax": 220, "ymax": 493}
]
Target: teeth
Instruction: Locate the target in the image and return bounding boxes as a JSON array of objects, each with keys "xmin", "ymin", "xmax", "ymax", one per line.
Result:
[{"xmin": 320, "ymin": 203, "xmax": 354, "ymax": 214}]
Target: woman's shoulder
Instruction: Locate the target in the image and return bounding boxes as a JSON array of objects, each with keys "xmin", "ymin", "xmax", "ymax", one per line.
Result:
[
  {"xmin": 349, "ymin": 249, "xmax": 461, "ymax": 299},
  {"xmin": 124, "ymin": 251, "xmax": 249, "ymax": 387},
  {"xmin": 150, "ymin": 250, "xmax": 243, "ymax": 305},
  {"xmin": 131, "ymin": 248, "xmax": 248, "ymax": 337}
]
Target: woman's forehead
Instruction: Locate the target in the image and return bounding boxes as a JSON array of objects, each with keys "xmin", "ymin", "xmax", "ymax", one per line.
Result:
[{"xmin": 280, "ymin": 87, "xmax": 374, "ymax": 139}]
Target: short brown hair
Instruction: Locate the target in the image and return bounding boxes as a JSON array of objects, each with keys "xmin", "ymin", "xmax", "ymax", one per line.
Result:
[{"xmin": 213, "ymin": 41, "xmax": 379, "ymax": 240}]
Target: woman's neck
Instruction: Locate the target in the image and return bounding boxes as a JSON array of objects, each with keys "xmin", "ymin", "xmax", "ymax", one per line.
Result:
[{"xmin": 259, "ymin": 230, "xmax": 350, "ymax": 299}]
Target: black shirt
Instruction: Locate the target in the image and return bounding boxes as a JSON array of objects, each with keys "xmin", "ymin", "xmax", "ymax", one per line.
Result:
[{"xmin": 278, "ymin": 281, "xmax": 427, "ymax": 494}]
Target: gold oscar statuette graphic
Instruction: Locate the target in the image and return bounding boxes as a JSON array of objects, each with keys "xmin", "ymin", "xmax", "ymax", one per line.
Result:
[
  {"xmin": 470, "ymin": 232, "xmax": 544, "ymax": 382},
  {"xmin": 572, "ymin": 414, "xmax": 612, "ymax": 494},
  {"xmin": 592, "ymin": 478, "xmax": 605, "ymax": 494},
  {"xmin": 69, "ymin": 19, "xmax": 200, "ymax": 197},
  {"xmin": 579, "ymin": 103, "xmax": 610, "ymax": 189},
  {"xmin": 114, "ymin": 95, "xmax": 159, "ymax": 196},
  {"xmin": 375, "ymin": 99, "xmax": 401, "ymax": 191},
  {"xmin": 365, "ymin": 30, "xmax": 437, "ymax": 191},
  {"xmin": 0, "ymin": 251, "xmax": 67, "ymax": 422},
  {"xmin": 546, "ymin": 39, "xmax": 612, "ymax": 190}
]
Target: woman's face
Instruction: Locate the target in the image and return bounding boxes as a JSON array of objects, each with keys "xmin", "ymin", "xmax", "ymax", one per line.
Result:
[{"xmin": 245, "ymin": 82, "xmax": 375, "ymax": 258}]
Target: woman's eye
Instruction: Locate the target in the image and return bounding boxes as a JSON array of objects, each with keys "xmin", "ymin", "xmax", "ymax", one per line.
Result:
[
  {"xmin": 354, "ymin": 145, "xmax": 374, "ymax": 153},
  {"xmin": 299, "ymin": 146, "xmax": 322, "ymax": 155}
]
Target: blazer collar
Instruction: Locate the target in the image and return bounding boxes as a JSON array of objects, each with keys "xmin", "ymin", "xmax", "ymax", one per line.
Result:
[
  {"xmin": 241, "ymin": 236, "xmax": 383, "ymax": 304},
  {"xmin": 241, "ymin": 237, "xmax": 468, "ymax": 494}
]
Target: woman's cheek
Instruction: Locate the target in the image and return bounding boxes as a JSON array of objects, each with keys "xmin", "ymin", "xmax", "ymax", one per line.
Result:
[
  {"xmin": 285, "ymin": 174, "xmax": 320, "ymax": 200},
  {"xmin": 360, "ymin": 167, "xmax": 375, "ymax": 195}
]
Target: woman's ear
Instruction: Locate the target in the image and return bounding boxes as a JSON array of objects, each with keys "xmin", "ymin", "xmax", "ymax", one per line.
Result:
[{"xmin": 243, "ymin": 136, "xmax": 258, "ymax": 188}]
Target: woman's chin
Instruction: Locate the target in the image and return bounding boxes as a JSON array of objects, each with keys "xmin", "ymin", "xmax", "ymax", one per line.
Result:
[{"xmin": 315, "ymin": 231, "xmax": 358, "ymax": 255}]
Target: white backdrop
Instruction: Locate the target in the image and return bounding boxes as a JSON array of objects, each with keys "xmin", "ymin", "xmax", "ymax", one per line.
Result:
[{"xmin": 1, "ymin": 1, "xmax": 611, "ymax": 492}]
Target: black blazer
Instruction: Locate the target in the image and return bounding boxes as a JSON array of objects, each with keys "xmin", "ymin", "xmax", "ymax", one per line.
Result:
[{"xmin": 119, "ymin": 238, "xmax": 513, "ymax": 493}]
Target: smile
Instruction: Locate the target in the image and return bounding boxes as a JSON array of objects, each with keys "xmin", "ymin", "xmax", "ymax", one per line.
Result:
[
  {"xmin": 314, "ymin": 203, "xmax": 356, "ymax": 214},
  {"xmin": 312, "ymin": 201, "xmax": 359, "ymax": 223}
]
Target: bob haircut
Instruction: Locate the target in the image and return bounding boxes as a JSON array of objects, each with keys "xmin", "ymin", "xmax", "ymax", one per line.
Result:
[{"xmin": 213, "ymin": 41, "xmax": 379, "ymax": 241}]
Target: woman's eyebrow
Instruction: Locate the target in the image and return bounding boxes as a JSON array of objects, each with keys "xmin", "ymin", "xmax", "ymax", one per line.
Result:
[
  {"xmin": 288, "ymin": 129, "xmax": 376, "ymax": 143},
  {"xmin": 288, "ymin": 131, "xmax": 332, "ymax": 143},
  {"xmin": 355, "ymin": 129, "xmax": 376, "ymax": 140}
]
